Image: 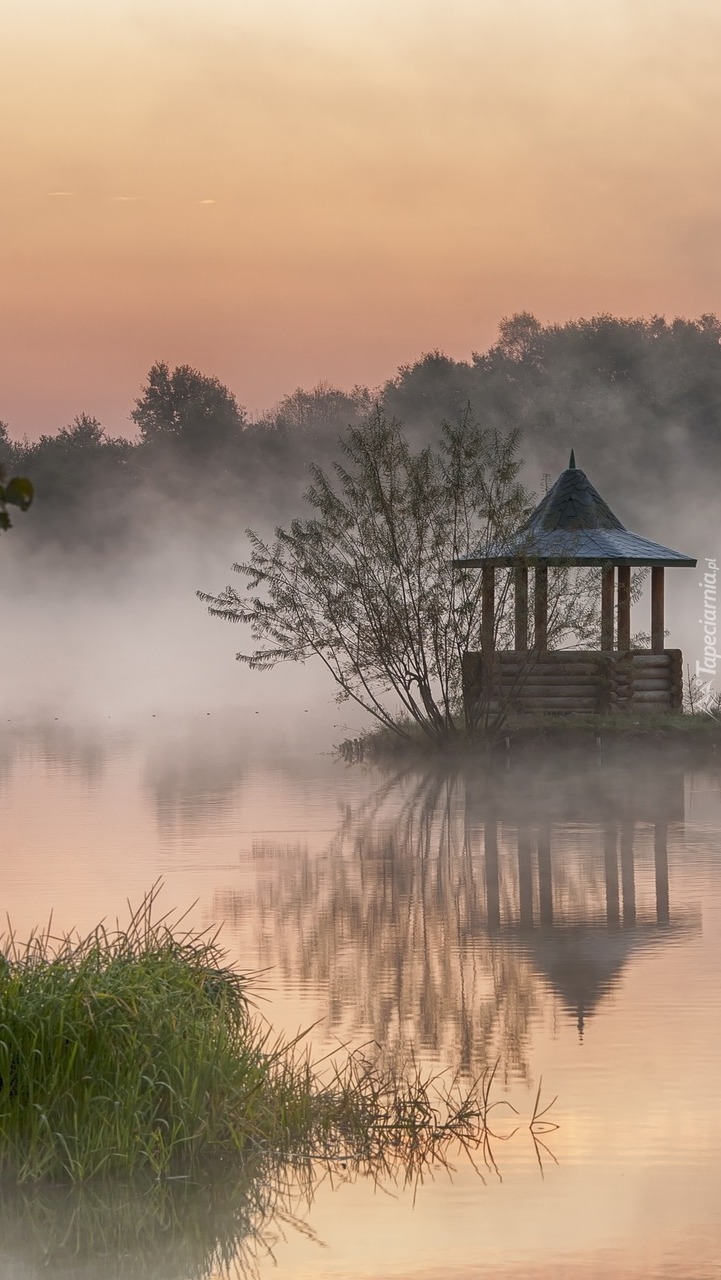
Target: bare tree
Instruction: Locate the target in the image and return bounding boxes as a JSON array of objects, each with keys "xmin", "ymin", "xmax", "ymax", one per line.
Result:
[{"xmin": 199, "ymin": 410, "xmax": 600, "ymax": 744}]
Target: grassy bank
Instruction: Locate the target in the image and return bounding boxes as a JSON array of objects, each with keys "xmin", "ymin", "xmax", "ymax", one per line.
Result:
[
  {"xmin": 338, "ymin": 711, "xmax": 721, "ymax": 763},
  {"xmin": 0, "ymin": 889, "xmax": 519, "ymax": 1184}
]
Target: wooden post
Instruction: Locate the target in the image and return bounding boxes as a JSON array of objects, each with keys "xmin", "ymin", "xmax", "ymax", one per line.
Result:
[
  {"xmin": 601, "ymin": 565, "xmax": 615, "ymax": 650},
  {"xmin": 617, "ymin": 565, "xmax": 631, "ymax": 652},
  {"xmin": 514, "ymin": 565, "xmax": 528, "ymax": 652},
  {"xmin": 651, "ymin": 566, "xmax": 665, "ymax": 654},
  {"xmin": 534, "ymin": 566, "xmax": 548, "ymax": 652},
  {"xmin": 481, "ymin": 565, "xmax": 495, "ymax": 656}
]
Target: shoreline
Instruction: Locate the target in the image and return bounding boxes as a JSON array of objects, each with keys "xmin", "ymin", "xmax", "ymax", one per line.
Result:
[{"xmin": 337, "ymin": 713, "xmax": 721, "ymax": 764}]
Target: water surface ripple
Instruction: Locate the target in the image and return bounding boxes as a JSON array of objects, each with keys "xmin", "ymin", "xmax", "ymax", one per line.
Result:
[{"xmin": 1, "ymin": 716, "xmax": 720, "ymax": 1279}]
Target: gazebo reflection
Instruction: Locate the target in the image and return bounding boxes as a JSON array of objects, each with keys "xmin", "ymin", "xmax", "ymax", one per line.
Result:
[{"xmin": 469, "ymin": 771, "xmax": 687, "ymax": 1036}]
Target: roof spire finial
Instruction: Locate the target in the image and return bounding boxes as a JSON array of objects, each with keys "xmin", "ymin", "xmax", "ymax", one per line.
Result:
[{"xmin": 569, "ymin": 448, "xmax": 576, "ymax": 469}]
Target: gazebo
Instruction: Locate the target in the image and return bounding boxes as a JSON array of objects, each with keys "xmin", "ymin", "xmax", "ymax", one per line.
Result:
[{"xmin": 457, "ymin": 453, "xmax": 697, "ymax": 715}]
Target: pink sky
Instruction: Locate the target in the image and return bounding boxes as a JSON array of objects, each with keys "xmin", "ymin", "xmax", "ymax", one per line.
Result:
[{"xmin": 2, "ymin": 0, "xmax": 721, "ymax": 438}]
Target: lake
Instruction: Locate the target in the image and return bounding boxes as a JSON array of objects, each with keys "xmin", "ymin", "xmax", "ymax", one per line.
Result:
[{"xmin": 1, "ymin": 712, "xmax": 720, "ymax": 1279}]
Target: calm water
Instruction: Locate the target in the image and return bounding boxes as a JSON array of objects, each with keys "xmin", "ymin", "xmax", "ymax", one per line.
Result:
[{"xmin": 1, "ymin": 713, "xmax": 721, "ymax": 1279}]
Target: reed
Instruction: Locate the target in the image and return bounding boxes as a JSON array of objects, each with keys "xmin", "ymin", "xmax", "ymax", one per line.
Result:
[{"xmin": 0, "ymin": 889, "xmax": 532, "ymax": 1184}]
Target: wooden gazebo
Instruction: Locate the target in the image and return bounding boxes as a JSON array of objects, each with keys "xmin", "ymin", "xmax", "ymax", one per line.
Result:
[{"xmin": 457, "ymin": 454, "xmax": 697, "ymax": 714}]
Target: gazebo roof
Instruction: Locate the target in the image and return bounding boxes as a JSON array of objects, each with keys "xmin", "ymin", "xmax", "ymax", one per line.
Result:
[
  {"xmin": 457, "ymin": 453, "xmax": 697, "ymax": 568},
  {"xmin": 518, "ymin": 922, "xmax": 688, "ymax": 1035}
]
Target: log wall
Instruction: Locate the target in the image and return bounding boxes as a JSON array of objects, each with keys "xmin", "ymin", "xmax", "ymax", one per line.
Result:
[{"xmin": 461, "ymin": 649, "xmax": 683, "ymax": 716}]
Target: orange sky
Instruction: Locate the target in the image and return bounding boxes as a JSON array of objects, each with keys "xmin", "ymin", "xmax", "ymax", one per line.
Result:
[{"xmin": 2, "ymin": 0, "xmax": 721, "ymax": 438}]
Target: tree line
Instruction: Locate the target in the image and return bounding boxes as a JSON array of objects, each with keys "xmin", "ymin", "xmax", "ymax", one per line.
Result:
[{"xmin": 2, "ymin": 312, "xmax": 720, "ymax": 550}]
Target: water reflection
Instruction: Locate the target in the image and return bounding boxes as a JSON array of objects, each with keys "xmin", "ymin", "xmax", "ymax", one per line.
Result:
[
  {"xmin": 0, "ymin": 1161, "xmax": 315, "ymax": 1280},
  {"xmin": 475, "ymin": 778, "xmax": 689, "ymax": 1038},
  {"xmin": 143, "ymin": 722, "xmax": 249, "ymax": 835},
  {"xmin": 0, "ymin": 720, "xmax": 122, "ymax": 789},
  {"xmin": 0, "ymin": 1125, "xmax": 567, "ymax": 1280},
  {"xmin": 216, "ymin": 757, "xmax": 698, "ymax": 1074},
  {"xmin": 1, "ymin": 725, "xmax": 719, "ymax": 1278}
]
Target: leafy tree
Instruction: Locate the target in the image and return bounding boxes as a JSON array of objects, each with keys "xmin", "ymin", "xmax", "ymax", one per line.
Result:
[
  {"xmin": 132, "ymin": 361, "xmax": 246, "ymax": 453},
  {"xmin": 0, "ymin": 421, "xmax": 15, "ymax": 472},
  {"xmin": 0, "ymin": 461, "xmax": 33, "ymax": 532},
  {"xmin": 492, "ymin": 312, "xmax": 545, "ymax": 365},
  {"xmin": 22, "ymin": 415, "xmax": 130, "ymax": 530},
  {"xmin": 257, "ymin": 381, "xmax": 372, "ymax": 437},
  {"xmin": 382, "ymin": 313, "xmax": 721, "ymax": 487},
  {"xmin": 200, "ymin": 410, "xmax": 600, "ymax": 744},
  {"xmin": 242, "ymin": 382, "xmax": 374, "ymax": 498},
  {"xmin": 382, "ymin": 351, "xmax": 477, "ymax": 437},
  {"xmin": 24, "ymin": 414, "xmax": 129, "ymax": 470}
]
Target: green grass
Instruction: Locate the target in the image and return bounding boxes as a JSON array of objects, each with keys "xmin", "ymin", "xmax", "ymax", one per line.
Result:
[
  {"xmin": 0, "ymin": 888, "xmax": 531, "ymax": 1185},
  {"xmin": 338, "ymin": 709, "xmax": 721, "ymax": 763},
  {"xmin": 0, "ymin": 890, "xmax": 265, "ymax": 1181}
]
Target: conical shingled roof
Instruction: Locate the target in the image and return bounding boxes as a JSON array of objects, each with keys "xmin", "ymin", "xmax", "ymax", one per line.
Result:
[
  {"xmin": 523, "ymin": 460, "xmax": 625, "ymax": 534},
  {"xmin": 457, "ymin": 454, "xmax": 697, "ymax": 568}
]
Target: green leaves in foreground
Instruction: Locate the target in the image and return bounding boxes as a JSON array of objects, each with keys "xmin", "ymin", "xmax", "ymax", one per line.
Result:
[
  {"xmin": 0, "ymin": 464, "xmax": 34, "ymax": 532},
  {"xmin": 0, "ymin": 887, "xmax": 556, "ymax": 1185}
]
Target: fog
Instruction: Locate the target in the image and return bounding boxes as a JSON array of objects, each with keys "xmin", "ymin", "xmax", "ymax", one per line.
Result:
[
  {"xmin": 0, "ymin": 532, "xmax": 365, "ymax": 743},
  {"xmin": 0, "ymin": 487, "xmax": 708, "ymax": 737},
  {"xmin": 2, "ymin": 315, "xmax": 719, "ymax": 732}
]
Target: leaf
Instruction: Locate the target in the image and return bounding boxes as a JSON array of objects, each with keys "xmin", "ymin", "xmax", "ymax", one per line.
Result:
[{"xmin": 2, "ymin": 477, "xmax": 34, "ymax": 510}]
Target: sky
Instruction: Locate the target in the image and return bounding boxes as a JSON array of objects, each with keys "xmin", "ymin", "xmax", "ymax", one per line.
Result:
[{"xmin": 2, "ymin": 0, "xmax": 721, "ymax": 438}]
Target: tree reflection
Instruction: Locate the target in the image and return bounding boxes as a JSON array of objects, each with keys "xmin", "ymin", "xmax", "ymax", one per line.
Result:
[
  {"xmin": 218, "ymin": 768, "xmax": 539, "ymax": 1077},
  {"xmin": 216, "ymin": 755, "xmax": 695, "ymax": 1074}
]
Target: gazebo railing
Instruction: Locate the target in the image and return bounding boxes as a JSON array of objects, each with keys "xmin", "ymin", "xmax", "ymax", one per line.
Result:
[{"xmin": 462, "ymin": 648, "xmax": 683, "ymax": 716}]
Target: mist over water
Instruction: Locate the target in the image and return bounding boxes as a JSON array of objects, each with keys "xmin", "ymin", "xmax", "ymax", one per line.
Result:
[
  {"xmin": 0, "ymin": 515, "xmax": 707, "ymax": 729},
  {"xmin": 0, "ymin": 520, "xmax": 365, "ymax": 734}
]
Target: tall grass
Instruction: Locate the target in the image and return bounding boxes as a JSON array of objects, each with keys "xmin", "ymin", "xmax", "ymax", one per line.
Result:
[
  {"xmin": 0, "ymin": 889, "xmax": 265, "ymax": 1181},
  {"xmin": 0, "ymin": 888, "xmax": 552, "ymax": 1185}
]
